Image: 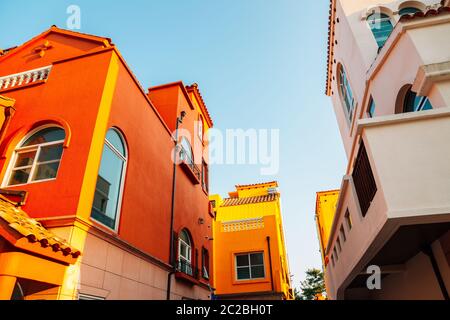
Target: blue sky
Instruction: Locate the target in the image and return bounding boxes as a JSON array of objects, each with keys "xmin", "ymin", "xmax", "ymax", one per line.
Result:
[{"xmin": 0, "ymin": 0, "xmax": 347, "ymax": 288}]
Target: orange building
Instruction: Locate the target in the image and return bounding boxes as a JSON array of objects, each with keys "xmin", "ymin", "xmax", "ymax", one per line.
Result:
[
  {"xmin": 211, "ymin": 182, "xmax": 293, "ymax": 300},
  {"xmin": 0, "ymin": 26, "xmax": 213, "ymax": 300}
]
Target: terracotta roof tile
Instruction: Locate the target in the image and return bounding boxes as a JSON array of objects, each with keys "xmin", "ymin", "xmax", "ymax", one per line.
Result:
[
  {"xmin": 235, "ymin": 181, "xmax": 278, "ymax": 189},
  {"xmin": 185, "ymin": 83, "xmax": 214, "ymax": 127},
  {"xmin": 221, "ymin": 193, "xmax": 279, "ymax": 207},
  {"xmin": 0, "ymin": 196, "xmax": 80, "ymax": 259},
  {"xmin": 400, "ymin": 6, "xmax": 450, "ymax": 22}
]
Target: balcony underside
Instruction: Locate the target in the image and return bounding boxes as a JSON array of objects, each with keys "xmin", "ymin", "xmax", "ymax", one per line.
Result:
[{"xmin": 345, "ymin": 221, "xmax": 450, "ymax": 294}]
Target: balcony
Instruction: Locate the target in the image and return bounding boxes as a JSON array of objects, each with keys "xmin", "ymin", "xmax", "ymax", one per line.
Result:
[
  {"xmin": 175, "ymin": 260, "xmax": 199, "ymax": 285},
  {"xmin": 326, "ymin": 109, "xmax": 450, "ymax": 299},
  {"xmin": 179, "ymin": 147, "xmax": 201, "ymax": 184},
  {"xmin": 0, "ymin": 66, "xmax": 52, "ymax": 92}
]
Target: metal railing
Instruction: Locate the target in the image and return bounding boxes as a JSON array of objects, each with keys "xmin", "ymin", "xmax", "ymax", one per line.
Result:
[
  {"xmin": 177, "ymin": 259, "xmax": 199, "ymax": 278},
  {"xmin": 179, "ymin": 147, "xmax": 201, "ymax": 181}
]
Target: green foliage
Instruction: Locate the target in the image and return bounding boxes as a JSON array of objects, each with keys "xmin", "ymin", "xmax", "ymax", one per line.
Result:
[{"xmin": 298, "ymin": 268, "xmax": 326, "ymax": 300}]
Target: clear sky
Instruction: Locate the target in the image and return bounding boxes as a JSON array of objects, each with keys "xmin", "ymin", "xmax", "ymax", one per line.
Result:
[{"xmin": 0, "ymin": 0, "xmax": 347, "ymax": 289}]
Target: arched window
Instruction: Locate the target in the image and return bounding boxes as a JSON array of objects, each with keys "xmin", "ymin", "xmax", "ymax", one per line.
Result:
[
  {"xmin": 91, "ymin": 129, "xmax": 127, "ymax": 230},
  {"xmin": 180, "ymin": 137, "xmax": 194, "ymax": 165},
  {"xmin": 399, "ymin": 7, "xmax": 421, "ymax": 16},
  {"xmin": 337, "ymin": 64, "xmax": 355, "ymax": 122},
  {"xmin": 367, "ymin": 12, "xmax": 393, "ymax": 48},
  {"xmin": 6, "ymin": 126, "xmax": 65, "ymax": 186},
  {"xmin": 403, "ymin": 87, "xmax": 433, "ymax": 113},
  {"xmin": 178, "ymin": 229, "xmax": 193, "ymax": 276}
]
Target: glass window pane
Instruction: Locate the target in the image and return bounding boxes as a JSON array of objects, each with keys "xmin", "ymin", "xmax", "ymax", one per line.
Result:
[
  {"xmin": 399, "ymin": 7, "xmax": 420, "ymax": 16},
  {"xmin": 9, "ymin": 168, "xmax": 31, "ymax": 185},
  {"xmin": 106, "ymin": 130, "xmax": 125, "ymax": 156},
  {"xmin": 33, "ymin": 162, "xmax": 60, "ymax": 181},
  {"xmin": 180, "ymin": 230, "xmax": 190, "ymax": 244},
  {"xmin": 91, "ymin": 143, "xmax": 125, "ymax": 226},
  {"xmin": 38, "ymin": 144, "xmax": 63, "ymax": 162},
  {"xmin": 237, "ymin": 267, "xmax": 250, "ymax": 280},
  {"xmin": 180, "ymin": 138, "xmax": 193, "ymax": 164},
  {"xmin": 236, "ymin": 255, "xmax": 249, "ymax": 267},
  {"xmin": 421, "ymin": 98, "xmax": 433, "ymax": 111},
  {"xmin": 250, "ymin": 253, "xmax": 264, "ymax": 266},
  {"xmin": 22, "ymin": 128, "xmax": 65, "ymax": 147},
  {"xmin": 368, "ymin": 14, "xmax": 393, "ymax": 48},
  {"xmin": 251, "ymin": 266, "xmax": 265, "ymax": 279},
  {"xmin": 14, "ymin": 150, "xmax": 36, "ymax": 167}
]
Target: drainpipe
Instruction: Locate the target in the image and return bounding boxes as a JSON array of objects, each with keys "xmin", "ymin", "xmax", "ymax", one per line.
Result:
[
  {"xmin": 266, "ymin": 236, "xmax": 275, "ymax": 293},
  {"xmin": 422, "ymin": 245, "xmax": 449, "ymax": 300},
  {"xmin": 166, "ymin": 111, "xmax": 186, "ymax": 301}
]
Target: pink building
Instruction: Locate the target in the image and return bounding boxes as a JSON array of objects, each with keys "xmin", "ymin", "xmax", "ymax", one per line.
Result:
[{"xmin": 324, "ymin": 0, "xmax": 450, "ymax": 299}]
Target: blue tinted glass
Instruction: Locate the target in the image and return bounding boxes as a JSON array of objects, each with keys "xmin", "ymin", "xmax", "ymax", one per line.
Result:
[
  {"xmin": 91, "ymin": 143, "xmax": 125, "ymax": 228},
  {"xmin": 399, "ymin": 7, "xmax": 421, "ymax": 16},
  {"xmin": 106, "ymin": 129, "xmax": 125, "ymax": 156},
  {"xmin": 421, "ymin": 98, "xmax": 433, "ymax": 111},
  {"xmin": 369, "ymin": 98, "xmax": 376, "ymax": 117},
  {"xmin": 22, "ymin": 127, "xmax": 65, "ymax": 147},
  {"xmin": 368, "ymin": 13, "xmax": 393, "ymax": 48}
]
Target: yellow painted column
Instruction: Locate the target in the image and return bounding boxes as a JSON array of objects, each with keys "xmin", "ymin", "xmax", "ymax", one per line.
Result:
[
  {"xmin": 0, "ymin": 275, "xmax": 16, "ymax": 300},
  {"xmin": 57, "ymin": 51, "xmax": 120, "ymax": 300}
]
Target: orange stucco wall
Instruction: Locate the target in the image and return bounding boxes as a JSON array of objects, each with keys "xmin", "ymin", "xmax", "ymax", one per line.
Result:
[
  {"xmin": 0, "ymin": 28, "xmax": 213, "ymax": 297},
  {"xmin": 214, "ymin": 215, "xmax": 282, "ymax": 295},
  {"xmin": 0, "ymin": 35, "xmax": 113, "ymax": 218}
]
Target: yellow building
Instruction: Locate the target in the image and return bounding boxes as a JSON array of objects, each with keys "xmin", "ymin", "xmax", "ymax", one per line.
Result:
[
  {"xmin": 211, "ymin": 182, "xmax": 293, "ymax": 300},
  {"xmin": 315, "ymin": 190, "xmax": 340, "ymax": 269}
]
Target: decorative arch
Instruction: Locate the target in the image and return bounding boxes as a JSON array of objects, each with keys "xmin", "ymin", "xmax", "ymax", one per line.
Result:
[
  {"xmin": 0, "ymin": 117, "xmax": 72, "ymax": 159},
  {"xmin": 364, "ymin": 6, "xmax": 394, "ymax": 19},
  {"xmin": 395, "ymin": 84, "xmax": 413, "ymax": 114},
  {"xmin": 398, "ymin": 1, "xmax": 427, "ymax": 13}
]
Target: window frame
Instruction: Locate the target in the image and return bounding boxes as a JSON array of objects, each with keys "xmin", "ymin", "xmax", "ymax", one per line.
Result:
[
  {"xmin": 367, "ymin": 12, "xmax": 393, "ymax": 48},
  {"xmin": 345, "ymin": 209, "xmax": 352, "ymax": 231},
  {"xmin": 201, "ymin": 247, "xmax": 210, "ymax": 280},
  {"xmin": 3, "ymin": 125, "xmax": 65, "ymax": 187},
  {"xmin": 235, "ymin": 252, "xmax": 266, "ymax": 281},
  {"xmin": 367, "ymin": 96, "xmax": 376, "ymax": 118},
  {"xmin": 337, "ymin": 64, "xmax": 356, "ymax": 124},
  {"xmin": 90, "ymin": 128, "xmax": 128, "ymax": 232},
  {"xmin": 399, "ymin": 7, "xmax": 421, "ymax": 16},
  {"xmin": 178, "ymin": 230, "xmax": 193, "ymax": 276},
  {"xmin": 403, "ymin": 88, "xmax": 433, "ymax": 113},
  {"xmin": 198, "ymin": 115, "xmax": 204, "ymax": 141}
]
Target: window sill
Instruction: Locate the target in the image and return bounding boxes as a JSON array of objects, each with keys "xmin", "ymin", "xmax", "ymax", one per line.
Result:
[
  {"xmin": 180, "ymin": 161, "xmax": 201, "ymax": 185},
  {"xmin": 175, "ymin": 271, "xmax": 199, "ymax": 286},
  {"xmin": 232, "ymin": 278, "xmax": 270, "ymax": 286}
]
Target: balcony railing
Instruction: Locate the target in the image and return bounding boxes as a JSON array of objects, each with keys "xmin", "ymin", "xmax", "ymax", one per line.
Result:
[
  {"xmin": 179, "ymin": 147, "xmax": 201, "ymax": 183},
  {"xmin": 177, "ymin": 259, "xmax": 198, "ymax": 278},
  {"xmin": 221, "ymin": 218, "xmax": 265, "ymax": 233},
  {"xmin": 0, "ymin": 65, "xmax": 52, "ymax": 91}
]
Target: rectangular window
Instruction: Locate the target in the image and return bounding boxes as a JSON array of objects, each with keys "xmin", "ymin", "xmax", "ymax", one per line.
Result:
[
  {"xmin": 235, "ymin": 252, "xmax": 265, "ymax": 281},
  {"xmin": 368, "ymin": 97, "xmax": 376, "ymax": 118},
  {"xmin": 345, "ymin": 210, "xmax": 352, "ymax": 230},
  {"xmin": 336, "ymin": 237, "xmax": 342, "ymax": 253},
  {"xmin": 331, "ymin": 254, "xmax": 335, "ymax": 267},
  {"xmin": 340, "ymin": 225, "xmax": 346, "ymax": 243},
  {"xmin": 201, "ymin": 160, "xmax": 209, "ymax": 192},
  {"xmin": 352, "ymin": 142, "xmax": 377, "ymax": 217},
  {"xmin": 333, "ymin": 247, "xmax": 338, "ymax": 261},
  {"xmin": 202, "ymin": 248, "xmax": 210, "ymax": 280}
]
